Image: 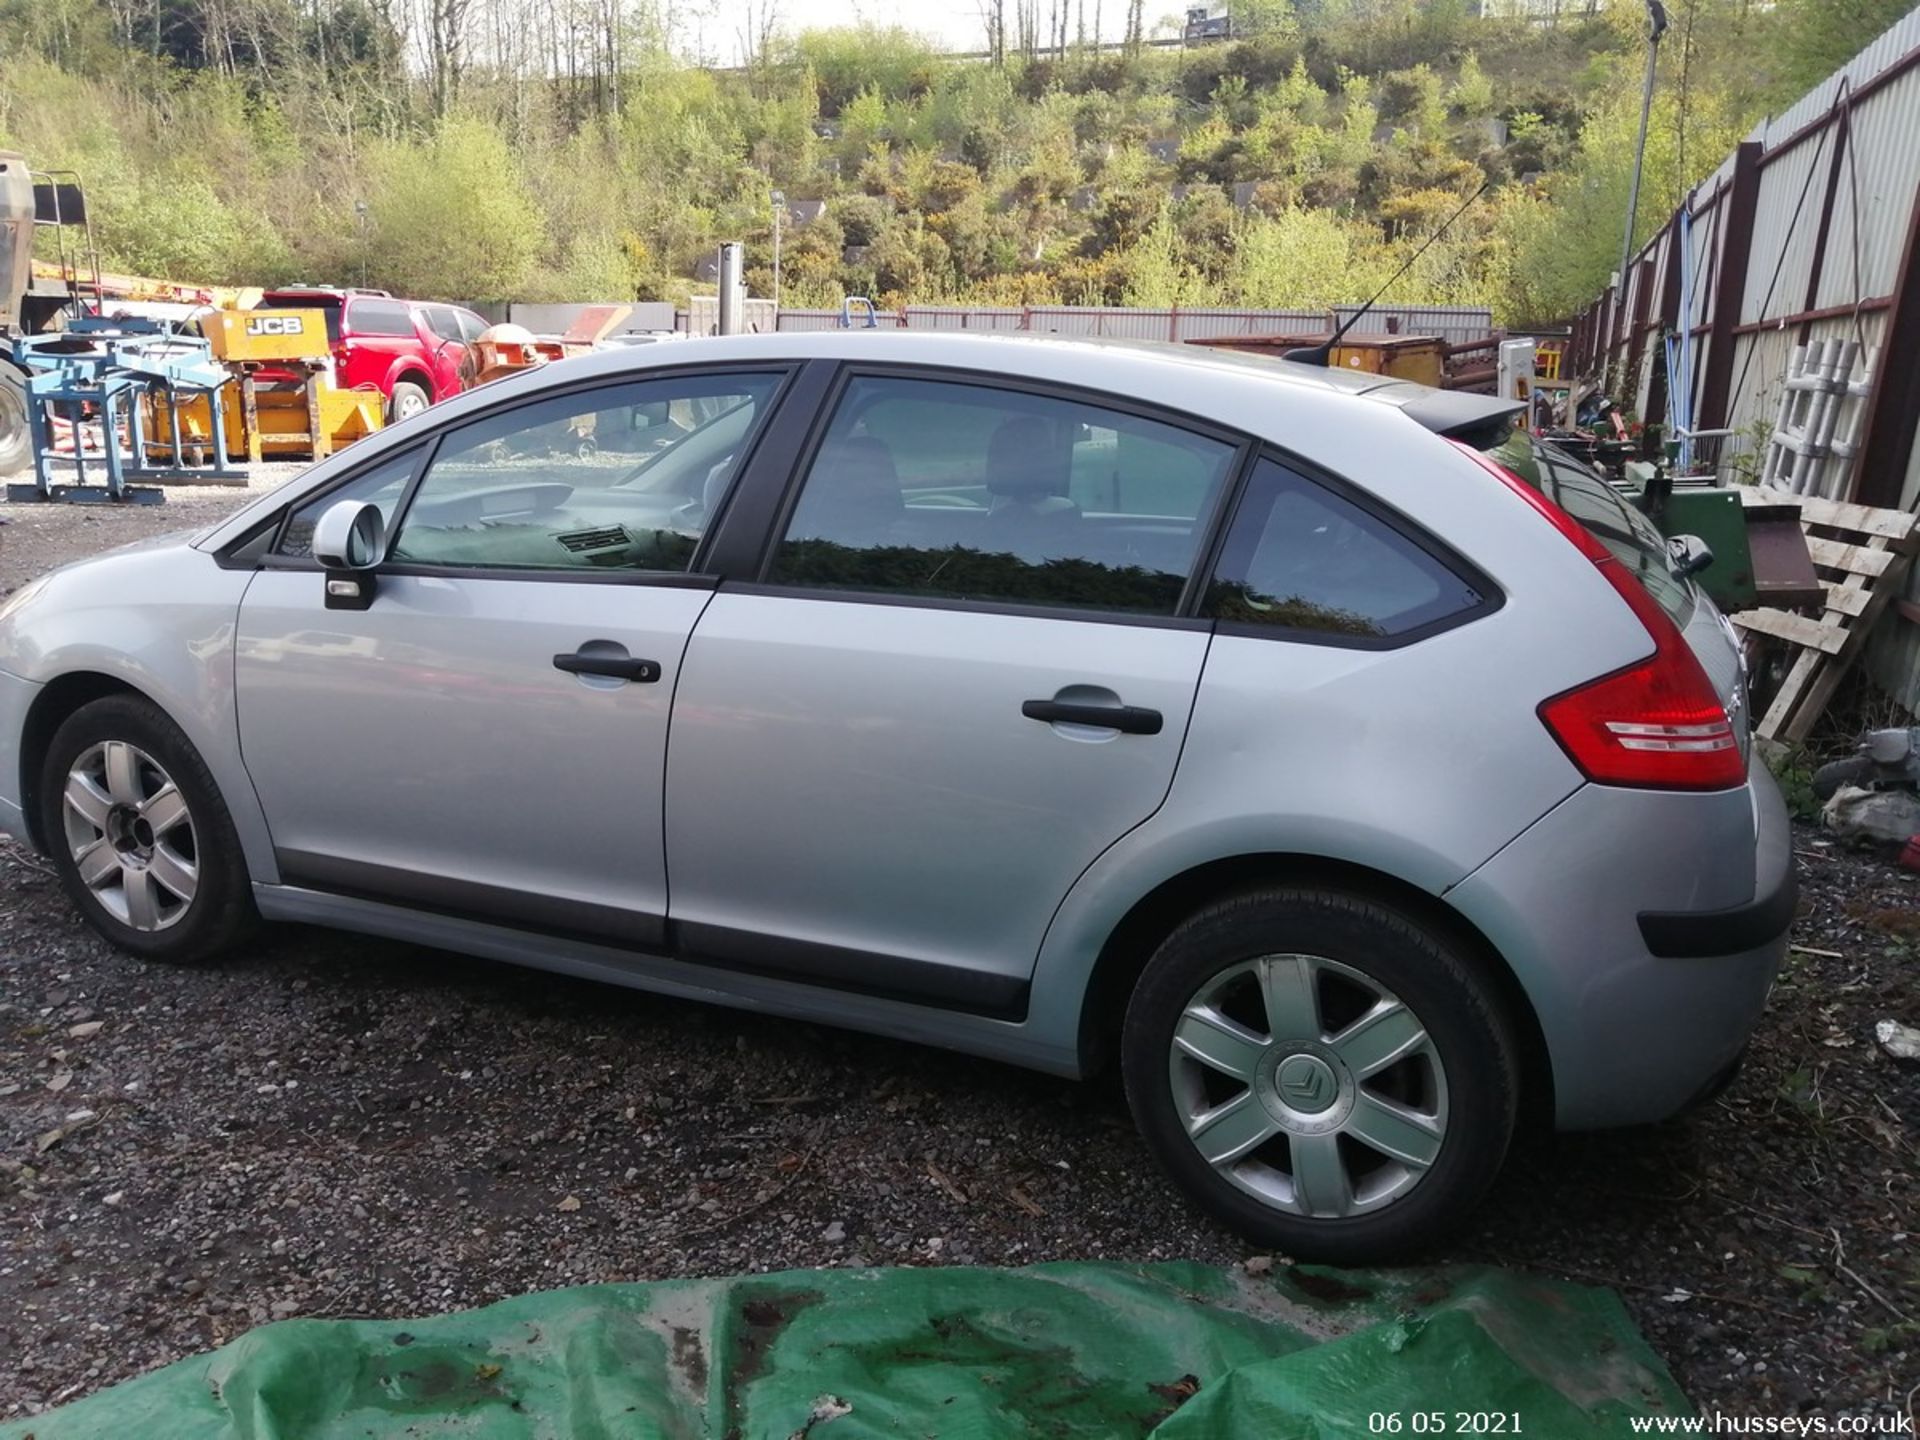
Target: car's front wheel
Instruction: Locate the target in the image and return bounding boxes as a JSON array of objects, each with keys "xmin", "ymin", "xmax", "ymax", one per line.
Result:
[
  {"xmin": 1122, "ymin": 887, "xmax": 1517, "ymax": 1263},
  {"xmin": 39, "ymin": 695, "xmax": 256, "ymax": 964}
]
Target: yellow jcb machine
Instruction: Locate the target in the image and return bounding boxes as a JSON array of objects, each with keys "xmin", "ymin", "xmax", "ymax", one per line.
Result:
[{"xmin": 147, "ymin": 307, "xmax": 383, "ymax": 464}]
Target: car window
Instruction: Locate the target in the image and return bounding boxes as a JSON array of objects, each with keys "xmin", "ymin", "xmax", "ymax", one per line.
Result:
[
  {"xmin": 767, "ymin": 376, "xmax": 1238, "ymax": 615},
  {"xmin": 1527, "ymin": 441, "xmax": 1694, "ymax": 625},
  {"xmin": 277, "ymin": 448, "xmax": 422, "ymax": 559},
  {"xmin": 388, "ymin": 374, "xmax": 781, "ymax": 573},
  {"xmin": 421, "ymin": 305, "xmax": 465, "ymax": 343},
  {"xmin": 456, "ymin": 310, "xmax": 490, "ymax": 344},
  {"xmin": 1203, "ymin": 458, "xmax": 1486, "ymax": 640},
  {"xmin": 349, "ymin": 299, "xmax": 415, "ymax": 337}
]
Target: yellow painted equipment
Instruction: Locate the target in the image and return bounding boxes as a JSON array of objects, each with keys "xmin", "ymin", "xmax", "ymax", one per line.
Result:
[
  {"xmin": 1326, "ymin": 335, "xmax": 1446, "ymax": 387},
  {"xmin": 202, "ymin": 307, "xmax": 332, "ymax": 364},
  {"xmin": 146, "ymin": 381, "xmax": 382, "ymax": 463},
  {"xmin": 145, "ymin": 306, "xmax": 383, "ymax": 463}
]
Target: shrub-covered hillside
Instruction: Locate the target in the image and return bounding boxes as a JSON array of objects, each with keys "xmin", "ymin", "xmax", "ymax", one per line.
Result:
[{"xmin": 0, "ymin": 0, "xmax": 1910, "ymax": 323}]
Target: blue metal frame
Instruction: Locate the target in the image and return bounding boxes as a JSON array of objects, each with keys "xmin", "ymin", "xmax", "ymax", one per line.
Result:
[{"xmin": 8, "ymin": 316, "xmax": 246, "ymax": 504}]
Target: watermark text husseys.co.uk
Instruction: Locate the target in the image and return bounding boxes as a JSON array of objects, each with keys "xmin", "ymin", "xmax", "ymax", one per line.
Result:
[{"xmin": 1629, "ymin": 1414, "xmax": 1915, "ymax": 1436}]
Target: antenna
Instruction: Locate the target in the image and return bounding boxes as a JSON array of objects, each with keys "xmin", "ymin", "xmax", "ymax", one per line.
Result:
[{"xmin": 1285, "ymin": 178, "xmax": 1493, "ymax": 367}]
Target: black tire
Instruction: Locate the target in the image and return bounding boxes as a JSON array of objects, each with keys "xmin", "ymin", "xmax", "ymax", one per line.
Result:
[
  {"xmin": 1122, "ymin": 887, "xmax": 1517, "ymax": 1264},
  {"xmin": 386, "ymin": 379, "xmax": 430, "ymax": 424},
  {"xmin": 0, "ymin": 360, "xmax": 29, "ymax": 478},
  {"xmin": 38, "ymin": 695, "xmax": 257, "ymax": 964}
]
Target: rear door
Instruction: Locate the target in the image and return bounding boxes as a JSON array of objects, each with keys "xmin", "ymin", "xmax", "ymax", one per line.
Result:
[{"xmin": 665, "ymin": 372, "xmax": 1245, "ymax": 1014}]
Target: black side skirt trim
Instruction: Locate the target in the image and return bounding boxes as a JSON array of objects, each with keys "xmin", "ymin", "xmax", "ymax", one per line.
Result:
[
  {"xmin": 675, "ymin": 921, "xmax": 1029, "ymax": 1021},
  {"xmin": 273, "ymin": 851, "xmax": 1030, "ymax": 1021},
  {"xmin": 276, "ymin": 850, "xmax": 669, "ymax": 951},
  {"xmin": 1637, "ymin": 868, "xmax": 1799, "ymax": 959}
]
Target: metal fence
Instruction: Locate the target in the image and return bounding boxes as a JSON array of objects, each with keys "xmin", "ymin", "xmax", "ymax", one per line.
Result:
[
  {"xmin": 1568, "ymin": 6, "xmax": 1920, "ymax": 710},
  {"xmin": 768, "ymin": 304, "xmax": 1494, "ymax": 345}
]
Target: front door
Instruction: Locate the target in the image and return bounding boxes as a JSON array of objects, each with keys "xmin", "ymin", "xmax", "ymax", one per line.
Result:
[
  {"xmin": 235, "ymin": 368, "xmax": 788, "ymax": 944},
  {"xmin": 665, "ymin": 372, "xmax": 1244, "ymax": 1013}
]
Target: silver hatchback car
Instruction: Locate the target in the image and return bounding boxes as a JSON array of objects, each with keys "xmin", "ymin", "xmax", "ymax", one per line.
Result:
[{"xmin": 0, "ymin": 334, "xmax": 1792, "ymax": 1260}]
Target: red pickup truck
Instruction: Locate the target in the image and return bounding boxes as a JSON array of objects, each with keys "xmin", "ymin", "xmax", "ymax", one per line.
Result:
[{"xmin": 256, "ymin": 287, "xmax": 490, "ymax": 422}]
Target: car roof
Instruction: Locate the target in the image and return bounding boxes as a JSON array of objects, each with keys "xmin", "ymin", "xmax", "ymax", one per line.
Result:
[
  {"xmin": 193, "ymin": 330, "xmax": 1518, "ymax": 552},
  {"xmin": 599, "ymin": 331, "xmax": 1526, "ymax": 439}
]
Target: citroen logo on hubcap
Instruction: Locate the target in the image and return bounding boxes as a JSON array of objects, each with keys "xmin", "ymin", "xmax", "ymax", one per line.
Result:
[{"xmin": 1275, "ymin": 1054, "xmax": 1337, "ymax": 1114}]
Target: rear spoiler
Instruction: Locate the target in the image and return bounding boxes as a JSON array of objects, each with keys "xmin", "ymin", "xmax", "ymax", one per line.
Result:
[{"xmin": 1396, "ymin": 389, "xmax": 1528, "ymax": 451}]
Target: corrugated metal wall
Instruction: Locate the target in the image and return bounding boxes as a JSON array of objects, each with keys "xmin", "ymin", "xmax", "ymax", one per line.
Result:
[{"xmin": 1569, "ymin": 6, "xmax": 1920, "ymax": 713}]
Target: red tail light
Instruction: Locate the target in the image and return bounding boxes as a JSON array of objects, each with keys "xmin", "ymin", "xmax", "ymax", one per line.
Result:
[{"xmin": 1452, "ymin": 441, "xmax": 1745, "ymax": 792}]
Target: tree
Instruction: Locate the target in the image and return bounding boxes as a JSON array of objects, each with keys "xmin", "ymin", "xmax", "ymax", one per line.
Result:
[{"xmin": 366, "ymin": 117, "xmax": 543, "ymax": 298}]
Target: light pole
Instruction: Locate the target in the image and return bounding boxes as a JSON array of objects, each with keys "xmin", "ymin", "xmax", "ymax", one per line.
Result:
[
  {"xmin": 355, "ymin": 200, "xmax": 370, "ymax": 289},
  {"xmin": 1619, "ymin": 1, "xmax": 1670, "ymax": 294},
  {"xmin": 771, "ymin": 188, "xmax": 785, "ymax": 314}
]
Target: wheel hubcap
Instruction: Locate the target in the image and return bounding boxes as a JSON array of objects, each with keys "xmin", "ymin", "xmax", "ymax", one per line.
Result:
[
  {"xmin": 61, "ymin": 741, "xmax": 199, "ymax": 932},
  {"xmin": 1167, "ymin": 954, "xmax": 1449, "ymax": 1220}
]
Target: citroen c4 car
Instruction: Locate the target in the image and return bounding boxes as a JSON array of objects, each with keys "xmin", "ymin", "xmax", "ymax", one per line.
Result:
[{"xmin": 0, "ymin": 333, "xmax": 1793, "ymax": 1260}]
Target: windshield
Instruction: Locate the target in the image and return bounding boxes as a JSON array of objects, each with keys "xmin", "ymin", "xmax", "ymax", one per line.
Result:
[
  {"xmin": 612, "ymin": 393, "xmax": 764, "ymax": 497},
  {"xmin": 1487, "ymin": 431, "xmax": 1694, "ymax": 625}
]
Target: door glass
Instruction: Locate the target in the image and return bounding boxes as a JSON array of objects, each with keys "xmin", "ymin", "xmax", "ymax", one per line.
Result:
[
  {"xmin": 768, "ymin": 376, "xmax": 1237, "ymax": 615},
  {"xmin": 277, "ymin": 448, "xmax": 422, "ymax": 559},
  {"xmin": 422, "ymin": 305, "xmax": 465, "ymax": 343},
  {"xmin": 1203, "ymin": 458, "xmax": 1486, "ymax": 640},
  {"xmin": 389, "ymin": 373, "xmax": 782, "ymax": 572}
]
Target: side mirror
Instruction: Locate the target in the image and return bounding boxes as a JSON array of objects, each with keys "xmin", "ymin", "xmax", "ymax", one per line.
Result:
[
  {"xmin": 311, "ymin": 500, "xmax": 386, "ymax": 611},
  {"xmin": 1667, "ymin": 533, "xmax": 1714, "ymax": 580}
]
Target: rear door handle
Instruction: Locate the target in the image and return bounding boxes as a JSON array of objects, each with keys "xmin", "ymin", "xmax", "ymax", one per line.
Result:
[
  {"xmin": 1021, "ymin": 699, "xmax": 1163, "ymax": 735},
  {"xmin": 554, "ymin": 652, "xmax": 662, "ymax": 683}
]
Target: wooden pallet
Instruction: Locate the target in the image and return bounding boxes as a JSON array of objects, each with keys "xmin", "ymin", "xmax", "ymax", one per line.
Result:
[{"xmin": 1732, "ymin": 485, "xmax": 1919, "ymax": 741}]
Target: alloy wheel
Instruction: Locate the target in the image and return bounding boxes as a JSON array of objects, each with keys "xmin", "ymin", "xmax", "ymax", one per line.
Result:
[
  {"xmin": 60, "ymin": 740, "xmax": 199, "ymax": 932},
  {"xmin": 1166, "ymin": 953, "xmax": 1449, "ymax": 1219}
]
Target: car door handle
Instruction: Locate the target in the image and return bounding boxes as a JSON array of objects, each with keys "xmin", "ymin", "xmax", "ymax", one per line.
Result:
[
  {"xmin": 553, "ymin": 652, "xmax": 662, "ymax": 683},
  {"xmin": 1021, "ymin": 699, "xmax": 1163, "ymax": 735}
]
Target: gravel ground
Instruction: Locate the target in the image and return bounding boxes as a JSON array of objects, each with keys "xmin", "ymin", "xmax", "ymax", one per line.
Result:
[
  {"xmin": 1, "ymin": 489, "xmax": 1916, "ymax": 1427},
  {"xmin": 0, "ymin": 465, "xmax": 306, "ymax": 595}
]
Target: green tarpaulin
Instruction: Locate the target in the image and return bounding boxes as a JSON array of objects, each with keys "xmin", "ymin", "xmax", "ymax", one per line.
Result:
[{"xmin": 1, "ymin": 1262, "xmax": 1688, "ymax": 1438}]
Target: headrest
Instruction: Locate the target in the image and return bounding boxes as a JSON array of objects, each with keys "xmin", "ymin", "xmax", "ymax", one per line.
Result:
[
  {"xmin": 818, "ymin": 435, "xmax": 899, "ymax": 495},
  {"xmin": 986, "ymin": 416, "xmax": 1069, "ymax": 499}
]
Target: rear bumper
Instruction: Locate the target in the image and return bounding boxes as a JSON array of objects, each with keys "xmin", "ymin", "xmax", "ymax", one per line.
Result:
[
  {"xmin": 1638, "ymin": 859, "xmax": 1797, "ymax": 958},
  {"xmin": 1447, "ymin": 751, "xmax": 1792, "ymax": 1130}
]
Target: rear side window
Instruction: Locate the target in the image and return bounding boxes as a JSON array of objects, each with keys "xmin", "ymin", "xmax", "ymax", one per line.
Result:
[
  {"xmin": 349, "ymin": 299, "xmax": 415, "ymax": 336},
  {"xmin": 1204, "ymin": 458, "xmax": 1486, "ymax": 641}
]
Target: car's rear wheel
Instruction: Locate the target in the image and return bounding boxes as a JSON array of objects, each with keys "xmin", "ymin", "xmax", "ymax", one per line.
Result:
[
  {"xmin": 387, "ymin": 379, "xmax": 430, "ymax": 423},
  {"xmin": 1122, "ymin": 887, "xmax": 1517, "ymax": 1263},
  {"xmin": 39, "ymin": 695, "xmax": 256, "ymax": 964}
]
